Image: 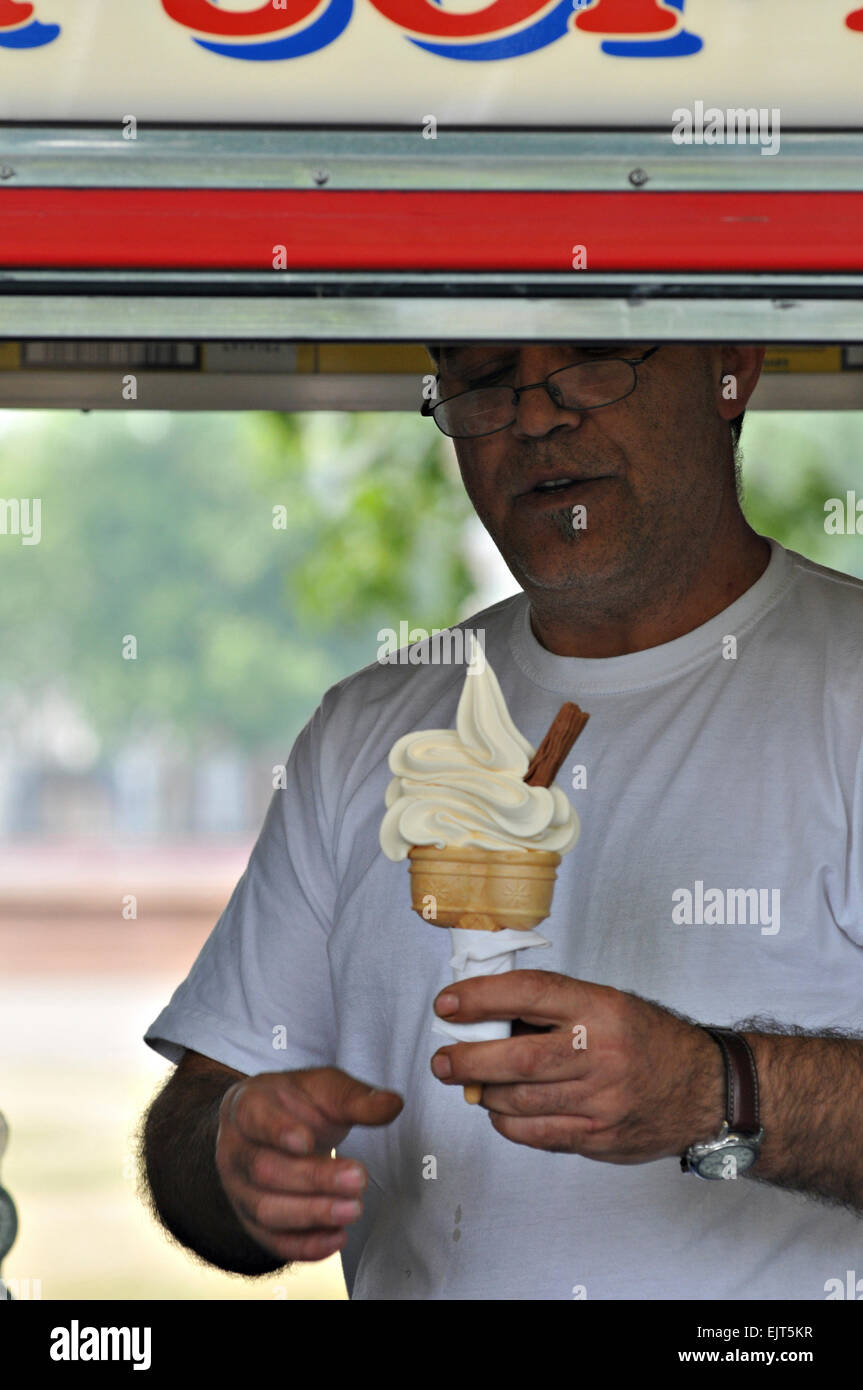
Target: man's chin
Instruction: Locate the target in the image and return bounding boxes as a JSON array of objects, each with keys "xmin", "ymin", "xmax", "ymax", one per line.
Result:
[{"xmin": 505, "ymin": 533, "xmax": 622, "ymax": 591}]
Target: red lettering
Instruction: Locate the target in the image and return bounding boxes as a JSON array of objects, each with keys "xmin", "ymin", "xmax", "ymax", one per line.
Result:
[
  {"xmin": 847, "ymin": 7, "xmax": 863, "ymax": 31},
  {"xmin": 0, "ymin": 0, "xmax": 34, "ymax": 26},
  {"xmin": 575, "ymin": 0, "xmax": 678, "ymax": 33},
  {"xmin": 366, "ymin": 0, "xmax": 549, "ymax": 39},
  {"xmin": 160, "ymin": 0, "xmax": 318, "ymax": 37}
]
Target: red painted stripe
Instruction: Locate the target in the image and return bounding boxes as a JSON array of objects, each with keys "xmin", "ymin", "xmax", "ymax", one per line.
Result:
[{"xmin": 1, "ymin": 190, "xmax": 862, "ymax": 272}]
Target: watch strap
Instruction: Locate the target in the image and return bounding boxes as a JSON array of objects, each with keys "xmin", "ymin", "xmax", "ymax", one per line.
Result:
[{"xmin": 702, "ymin": 1026, "xmax": 760, "ymax": 1136}]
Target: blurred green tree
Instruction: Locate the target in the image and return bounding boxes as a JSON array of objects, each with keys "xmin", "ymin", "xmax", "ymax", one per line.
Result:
[
  {"xmin": 252, "ymin": 410, "xmax": 473, "ymax": 627},
  {"xmin": 740, "ymin": 413, "xmax": 863, "ymax": 576},
  {"xmin": 0, "ymin": 409, "xmax": 472, "ymax": 754}
]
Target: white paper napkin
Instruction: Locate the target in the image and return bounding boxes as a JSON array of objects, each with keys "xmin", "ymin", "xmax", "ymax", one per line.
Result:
[{"xmin": 431, "ymin": 927, "xmax": 552, "ymax": 1042}]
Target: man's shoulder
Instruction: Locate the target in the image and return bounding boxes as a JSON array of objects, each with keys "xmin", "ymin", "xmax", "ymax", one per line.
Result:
[
  {"xmin": 779, "ymin": 547, "xmax": 863, "ymax": 687},
  {"xmin": 785, "ymin": 546, "xmax": 863, "ymax": 620},
  {"xmin": 788, "ymin": 546, "xmax": 863, "ymax": 597}
]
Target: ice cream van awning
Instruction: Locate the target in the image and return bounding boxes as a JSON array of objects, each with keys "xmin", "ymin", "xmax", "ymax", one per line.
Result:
[{"xmin": 2, "ymin": 127, "xmax": 863, "ymax": 410}]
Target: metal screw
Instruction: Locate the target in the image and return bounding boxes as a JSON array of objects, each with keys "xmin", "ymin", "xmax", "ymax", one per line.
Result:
[
  {"xmin": 628, "ymin": 167, "xmax": 649, "ymax": 188},
  {"xmin": 312, "ymin": 169, "xmax": 330, "ymax": 186},
  {"xmin": 0, "ymin": 166, "xmax": 15, "ymax": 181}
]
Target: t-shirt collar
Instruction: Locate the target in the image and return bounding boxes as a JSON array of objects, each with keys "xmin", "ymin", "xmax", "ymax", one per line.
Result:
[{"xmin": 508, "ymin": 536, "xmax": 793, "ymax": 695}]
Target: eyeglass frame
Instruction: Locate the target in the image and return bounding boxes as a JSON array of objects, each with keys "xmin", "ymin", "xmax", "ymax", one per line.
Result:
[{"xmin": 420, "ymin": 345, "xmax": 662, "ymax": 438}]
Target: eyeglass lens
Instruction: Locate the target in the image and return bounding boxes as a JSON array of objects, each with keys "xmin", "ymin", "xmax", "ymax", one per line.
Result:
[{"xmin": 436, "ymin": 358, "xmax": 635, "ymax": 438}]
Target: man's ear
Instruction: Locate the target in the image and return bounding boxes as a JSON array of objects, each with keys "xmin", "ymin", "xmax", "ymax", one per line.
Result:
[{"xmin": 715, "ymin": 346, "xmax": 765, "ymax": 423}]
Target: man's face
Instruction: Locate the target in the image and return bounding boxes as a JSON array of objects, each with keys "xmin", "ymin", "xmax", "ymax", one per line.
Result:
[{"xmin": 436, "ymin": 341, "xmax": 763, "ymax": 604}]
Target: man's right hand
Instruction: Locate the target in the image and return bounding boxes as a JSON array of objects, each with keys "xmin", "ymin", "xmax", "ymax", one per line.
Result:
[{"xmin": 215, "ymin": 1067, "xmax": 403, "ymax": 1264}]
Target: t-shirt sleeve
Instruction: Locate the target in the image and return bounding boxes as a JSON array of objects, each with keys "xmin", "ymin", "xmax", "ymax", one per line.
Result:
[{"xmin": 144, "ymin": 700, "xmax": 339, "ymax": 1076}]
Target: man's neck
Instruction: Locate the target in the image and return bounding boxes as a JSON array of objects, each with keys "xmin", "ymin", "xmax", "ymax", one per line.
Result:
[{"xmin": 527, "ymin": 528, "xmax": 772, "ymax": 659}]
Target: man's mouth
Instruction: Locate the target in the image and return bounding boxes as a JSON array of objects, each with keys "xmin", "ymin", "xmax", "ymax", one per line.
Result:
[
  {"xmin": 518, "ymin": 475, "xmax": 610, "ymax": 500},
  {"xmin": 534, "ymin": 477, "xmax": 583, "ymax": 493}
]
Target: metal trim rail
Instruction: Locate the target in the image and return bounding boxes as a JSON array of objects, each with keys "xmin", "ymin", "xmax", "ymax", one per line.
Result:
[{"xmin": 2, "ymin": 127, "xmax": 863, "ymax": 192}]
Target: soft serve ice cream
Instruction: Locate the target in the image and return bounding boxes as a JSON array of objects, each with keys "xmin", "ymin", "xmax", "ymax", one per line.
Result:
[
  {"xmin": 380, "ymin": 637, "xmax": 587, "ymax": 1087},
  {"xmin": 379, "ymin": 637, "xmax": 579, "ymax": 861}
]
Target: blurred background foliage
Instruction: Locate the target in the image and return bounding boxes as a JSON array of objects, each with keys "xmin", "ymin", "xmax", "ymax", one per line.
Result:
[
  {"xmin": 0, "ymin": 405, "xmax": 861, "ymax": 768},
  {"xmin": 739, "ymin": 413, "xmax": 862, "ymax": 564},
  {"xmin": 0, "ymin": 409, "xmax": 472, "ymax": 758},
  {"xmin": 257, "ymin": 411, "xmax": 473, "ymax": 628}
]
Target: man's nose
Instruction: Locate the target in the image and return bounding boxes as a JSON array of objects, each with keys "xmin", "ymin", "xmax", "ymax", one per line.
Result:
[{"xmin": 511, "ymin": 379, "xmax": 583, "ymax": 438}]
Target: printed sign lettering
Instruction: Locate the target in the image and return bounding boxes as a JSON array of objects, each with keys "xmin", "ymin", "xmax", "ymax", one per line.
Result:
[{"xmin": 0, "ymin": 0, "xmax": 59, "ymax": 48}]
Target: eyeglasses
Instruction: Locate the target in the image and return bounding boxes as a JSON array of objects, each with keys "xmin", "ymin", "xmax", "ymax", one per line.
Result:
[{"xmin": 421, "ymin": 346, "xmax": 662, "ymax": 439}]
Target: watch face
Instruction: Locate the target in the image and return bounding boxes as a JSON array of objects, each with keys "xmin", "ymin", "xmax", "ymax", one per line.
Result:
[{"xmin": 698, "ymin": 1144, "xmax": 757, "ymax": 1180}]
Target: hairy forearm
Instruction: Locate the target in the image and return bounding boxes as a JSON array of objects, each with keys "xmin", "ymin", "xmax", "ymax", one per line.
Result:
[
  {"xmin": 734, "ymin": 1018, "xmax": 863, "ymax": 1216},
  {"xmin": 139, "ymin": 1073, "xmax": 287, "ymax": 1276}
]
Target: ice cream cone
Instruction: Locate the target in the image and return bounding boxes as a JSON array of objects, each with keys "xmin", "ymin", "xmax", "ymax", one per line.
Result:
[
  {"xmin": 408, "ymin": 844, "xmax": 561, "ymax": 931},
  {"xmin": 381, "ymin": 642, "xmax": 587, "ymax": 1109},
  {"xmin": 408, "ymin": 845, "xmax": 561, "ymax": 1103}
]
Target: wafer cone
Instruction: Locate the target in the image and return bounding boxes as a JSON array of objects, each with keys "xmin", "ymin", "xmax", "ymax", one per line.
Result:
[
  {"xmin": 408, "ymin": 845, "xmax": 561, "ymax": 1102},
  {"xmin": 408, "ymin": 845, "xmax": 561, "ymax": 930}
]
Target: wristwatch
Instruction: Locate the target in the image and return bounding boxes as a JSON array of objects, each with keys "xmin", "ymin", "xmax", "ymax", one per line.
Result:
[{"xmin": 680, "ymin": 1027, "xmax": 764, "ymax": 1179}]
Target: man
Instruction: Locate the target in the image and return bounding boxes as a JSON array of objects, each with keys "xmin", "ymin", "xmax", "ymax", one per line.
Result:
[{"xmin": 141, "ymin": 342, "xmax": 863, "ymax": 1300}]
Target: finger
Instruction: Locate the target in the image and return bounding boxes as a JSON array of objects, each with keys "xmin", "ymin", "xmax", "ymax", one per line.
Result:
[
  {"xmin": 232, "ymin": 1185, "xmax": 365, "ymax": 1235},
  {"xmin": 291, "ymin": 1068, "xmax": 404, "ymax": 1129},
  {"xmin": 238, "ymin": 1146, "xmax": 369, "ymax": 1196},
  {"xmin": 434, "ymin": 969, "xmax": 598, "ymax": 1028},
  {"xmin": 479, "ymin": 1078, "xmax": 591, "ymax": 1117},
  {"xmin": 432, "ymin": 1029, "xmax": 585, "ymax": 1089},
  {"xmin": 487, "ymin": 1111, "xmax": 597, "ymax": 1155},
  {"xmin": 247, "ymin": 1224, "xmax": 349, "ymax": 1264},
  {"xmin": 488, "ymin": 1111, "xmax": 643, "ymax": 1164},
  {"xmin": 228, "ymin": 1071, "xmax": 402, "ymax": 1152},
  {"xmin": 227, "ymin": 1080, "xmax": 327, "ymax": 1149}
]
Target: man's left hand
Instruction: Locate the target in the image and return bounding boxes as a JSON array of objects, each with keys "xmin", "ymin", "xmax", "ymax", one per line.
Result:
[{"xmin": 430, "ymin": 971, "xmax": 725, "ymax": 1163}]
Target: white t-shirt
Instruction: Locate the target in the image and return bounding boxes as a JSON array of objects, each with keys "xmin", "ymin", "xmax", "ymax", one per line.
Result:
[{"xmin": 145, "ymin": 537, "xmax": 863, "ymax": 1301}]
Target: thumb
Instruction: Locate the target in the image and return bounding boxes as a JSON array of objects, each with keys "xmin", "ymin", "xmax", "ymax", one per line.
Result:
[
  {"xmin": 333, "ymin": 1074, "xmax": 405, "ymax": 1127},
  {"xmin": 297, "ymin": 1067, "xmax": 404, "ymax": 1129}
]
